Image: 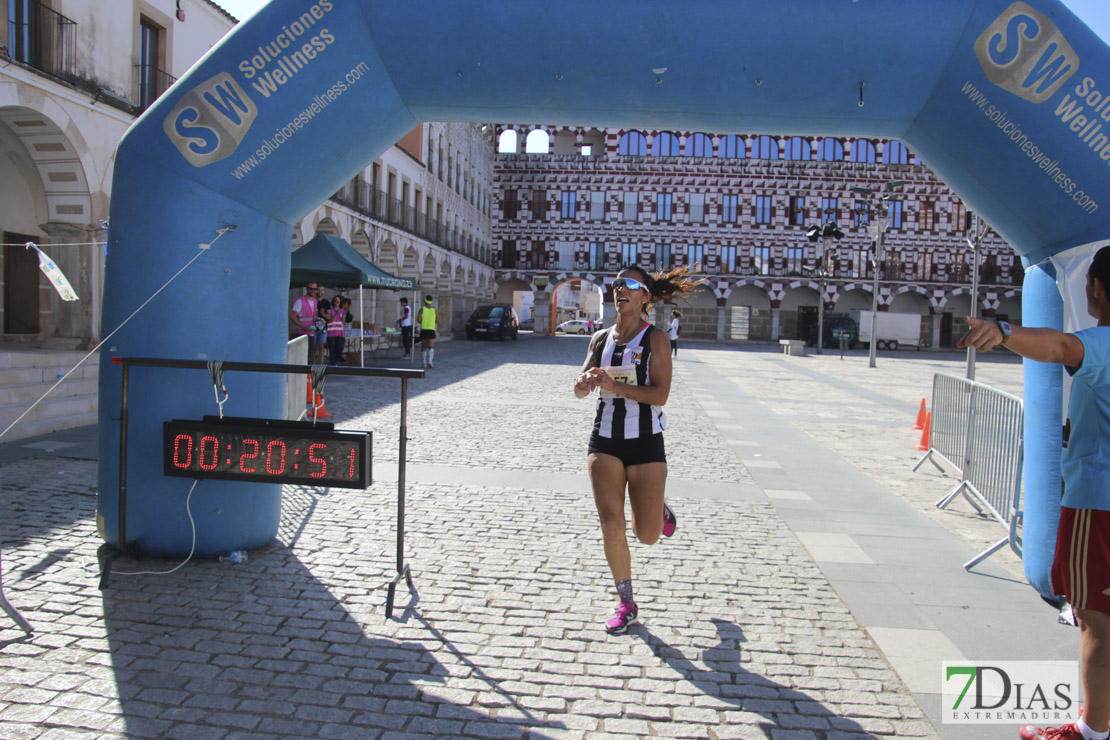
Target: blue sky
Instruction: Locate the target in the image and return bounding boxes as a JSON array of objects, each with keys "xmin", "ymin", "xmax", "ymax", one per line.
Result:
[{"xmin": 212, "ymin": 0, "xmax": 1110, "ymax": 40}]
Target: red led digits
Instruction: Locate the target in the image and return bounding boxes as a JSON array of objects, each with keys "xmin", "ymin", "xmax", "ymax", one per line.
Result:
[
  {"xmin": 164, "ymin": 421, "xmax": 370, "ymax": 488},
  {"xmin": 265, "ymin": 439, "xmax": 287, "ymax": 475},
  {"xmin": 199, "ymin": 435, "xmax": 219, "ymax": 470},
  {"xmin": 239, "ymin": 438, "xmax": 259, "ymax": 473},
  {"xmin": 308, "ymin": 443, "xmax": 327, "ymax": 478},
  {"xmin": 172, "ymin": 434, "xmax": 194, "ymax": 468}
]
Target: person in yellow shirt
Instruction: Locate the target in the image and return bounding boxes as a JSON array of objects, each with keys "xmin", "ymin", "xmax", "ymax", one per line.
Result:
[{"xmin": 417, "ymin": 295, "xmax": 439, "ymax": 368}]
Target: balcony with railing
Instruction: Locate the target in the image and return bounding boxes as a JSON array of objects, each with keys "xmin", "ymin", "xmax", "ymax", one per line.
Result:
[
  {"xmin": 7, "ymin": 0, "xmax": 77, "ymax": 82},
  {"xmin": 329, "ymin": 182, "xmax": 492, "ymax": 265},
  {"xmin": 136, "ymin": 63, "xmax": 176, "ymax": 112},
  {"xmin": 516, "ymin": 248, "xmax": 1021, "ymax": 288}
]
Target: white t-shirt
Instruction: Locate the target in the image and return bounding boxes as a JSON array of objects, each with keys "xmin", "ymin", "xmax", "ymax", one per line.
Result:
[
  {"xmin": 668, "ymin": 318, "xmax": 680, "ymax": 340},
  {"xmin": 400, "ymin": 305, "xmax": 412, "ymax": 327}
]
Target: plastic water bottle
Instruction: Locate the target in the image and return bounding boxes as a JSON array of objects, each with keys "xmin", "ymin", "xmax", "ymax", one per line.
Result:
[{"xmin": 219, "ymin": 550, "xmax": 248, "ymax": 564}]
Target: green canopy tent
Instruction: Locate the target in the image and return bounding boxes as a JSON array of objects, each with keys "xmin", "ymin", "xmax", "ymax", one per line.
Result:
[{"xmin": 291, "ymin": 232, "xmax": 417, "ymax": 366}]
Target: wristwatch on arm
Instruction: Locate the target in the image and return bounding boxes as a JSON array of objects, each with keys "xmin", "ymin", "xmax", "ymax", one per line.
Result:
[{"xmin": 995, "ymin": 320, "xmax": 1012, "ymax": 346}]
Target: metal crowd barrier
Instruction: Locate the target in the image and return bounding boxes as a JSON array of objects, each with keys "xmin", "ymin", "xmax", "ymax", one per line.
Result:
[{"xmin": 914, "ymin": 373, "xmax": 1024, "ymax": 570}]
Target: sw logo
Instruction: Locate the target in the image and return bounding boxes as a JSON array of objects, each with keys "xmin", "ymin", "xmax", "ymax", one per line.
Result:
[
  {"xmin": 162, "ymin": 72, "xmax": 258, "ymax": 167},
  {"xmin": 974, "ymin": 1, "xmax": 1079, "ymax": 104}
]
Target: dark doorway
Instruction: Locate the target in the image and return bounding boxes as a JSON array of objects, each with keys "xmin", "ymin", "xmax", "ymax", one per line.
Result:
[
  {"xmin": 4, "ymin": 232, "xmax": 40, "ymax": 335},
  {"xmin": 940, "ymin": 312, "xmax": 953, "ymax": 348},
  {"xmin": 797, "ymin": 305, "xmax": 817, "ymax": 341}
]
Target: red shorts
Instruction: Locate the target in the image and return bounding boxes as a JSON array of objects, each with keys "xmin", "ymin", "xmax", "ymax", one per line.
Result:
[{"xmin": 1051, "ymin": 507, "xmax": 1110, "ymax": 613}]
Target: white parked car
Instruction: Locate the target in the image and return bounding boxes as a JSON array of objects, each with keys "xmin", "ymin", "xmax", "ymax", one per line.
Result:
[{"xmin": 556, "ymin": 319, "xmax": 591, "ymax": 335}]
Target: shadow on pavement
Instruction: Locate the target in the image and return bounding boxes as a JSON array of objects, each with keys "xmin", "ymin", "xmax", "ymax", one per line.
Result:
[
  {"xmin": 635, "ymin": 617, "xmax": 880, "ymax": 738},
  {"xmin": 99, "ymin": 547, "xmax": 568, "ymax": 739}
]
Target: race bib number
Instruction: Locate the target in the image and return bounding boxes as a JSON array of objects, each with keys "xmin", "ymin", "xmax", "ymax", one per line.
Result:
[{"xmin": 600, "ymin": 366, "xmax": 637, "ymax": 398}]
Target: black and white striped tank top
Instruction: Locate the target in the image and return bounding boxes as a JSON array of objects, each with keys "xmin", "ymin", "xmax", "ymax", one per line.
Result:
[{"xmin": 592, "ymin": 324, "xmax": 667, "ymax": 439}]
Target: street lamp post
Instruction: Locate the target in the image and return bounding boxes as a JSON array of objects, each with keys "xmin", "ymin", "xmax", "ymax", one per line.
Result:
[
  {"xmin": 852, "ymin": 181, "xmax": 904, "ymax": 368},
  {"xmin": 965, "ymin": 213, "xmax": 987, "ymax": 380},
  {"xmin": 805, "ymin": 221, "xmax": 843, "ymax": 355}
]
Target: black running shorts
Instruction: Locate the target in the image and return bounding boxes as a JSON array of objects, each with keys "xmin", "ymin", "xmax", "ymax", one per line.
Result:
[{"xmin": 588, "ymin": 431, "xmax": 666, "ymax": 466}]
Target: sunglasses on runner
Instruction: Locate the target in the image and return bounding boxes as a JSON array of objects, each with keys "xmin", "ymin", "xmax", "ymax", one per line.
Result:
[{"xmin": 613, "ymin": 277, "xmax": 647, "ymax": 292}]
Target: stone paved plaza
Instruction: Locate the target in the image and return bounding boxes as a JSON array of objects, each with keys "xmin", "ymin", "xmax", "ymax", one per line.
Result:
[{"xmin": 0, "ymin": 335, "xmax": 1056, "ymax": 739}]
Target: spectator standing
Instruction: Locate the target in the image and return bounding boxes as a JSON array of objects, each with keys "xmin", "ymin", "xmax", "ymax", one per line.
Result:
[
  {"xmin": 326, "ymin": 295, "xmax": 347, "ymax": 365},
  {"xmin": 959, "ymin": 246, "xmax": 1110, "ymax": 740},
  {"xmin": 399, "ymin": 297, "xmax": 414, "ymax": 359},
  {"xmin": 290, "ymin": 281, "xmax": 318, "ymax": 341},
  {"xmin": 417, "ymin": 295, "xmax": 438, "ymax": 368},
  {"xmin": 312, "ymin": 286, "xmax": 328, "ymax": 364},
  {"xmin": 667, "ymin": 310, "xmax": 682, "ymax": 356}
]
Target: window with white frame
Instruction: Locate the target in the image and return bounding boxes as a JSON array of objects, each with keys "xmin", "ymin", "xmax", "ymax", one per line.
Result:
[
  {"xmin": 889, "ymin": 199, "xmax": 904, "ymax": 228},
  {"xmin": 653, "ymin": 132, "xmax": 680, "ymax": 156},
  {"xmin": 590, "ymin": 191, "xmax": 606, "ymax": 220},
  {"xmin": 656, "ymin": 243, "xmax": 671, "ymax": 269},
  {"xmin": 885, "ymin": 141, "xmax": 909, "ymax": 164},
  {"xmin": 850, "ymin": 139, "xmax": 876, "ymax": 162},
  {"xmin": 789, "ymin": 196, "xmax": 806, "ymax": 225},
  {"xmin": 561, "ymin": 191, "xmax": 576, "ymax": 219},
  {"xmin": 920, "ymin": 201, "xmax": 935, "ymax": 231},
  {"xmin": 623, "ymin": 191, "xmax": 639, "ymax": 221},
  {"xmin": 688, "ymin": 244, "xmax": 705, "ymax": 268},
  {"xmin": 755, "ymin": 195, "xmax": 773, "ymax": 224},
  {"xmin": 754, "ymin": 135, "xmax": 778, "ymax": 159},
  {"xmin": 854, "ymin": 200, "xmax": 870, "ymax": 227},
  {"xmin": 619, "ymin": 131, "xmax": 647, "ymax": 155},
  {"xmin": 718, "ymin": 135, "xmax": 744, "ymax": 158},
  {"xmin": 688, "ymin": 193, "xmax": 705, "ymax": 224},
  {"xmin": 685, "ymin": 133, "xmax": 712, "ymax": 157},
  {"xmin": 721, "ymin": 245, "xmax": 737, "ymax": 271},
  {"xmin": 817, "ymin": 138, "xmax": 844, "ymax": 161},
  {"xmin": 721, "ymin": 194, "xmax": 738, "ymax": 223},
  {"xmin": 588, "ymin": 241, "xmax": 604, "ymax": 269},
  {"xmin": 621, "ymin": 242, "xmax": 638, "ymax": 264},
  {"xmin": 786, "ymin": 247, "xmax": 804, "ymax": 274},
  {"xmin": 784, "ymin": 137, "xmax": 810, "ymax": 160},
  {"xmin": 753, "ymin": 246, "xmax": 771, "ymax": 274},
  {"xmin": 656, "ymin": 192, "xmax": 673, "ymax": 221}
]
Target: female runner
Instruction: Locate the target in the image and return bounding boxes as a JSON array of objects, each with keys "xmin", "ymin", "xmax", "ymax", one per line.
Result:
[{"xmin": 573, "ymin": 264, "xmax": 702, "ymax": 633}]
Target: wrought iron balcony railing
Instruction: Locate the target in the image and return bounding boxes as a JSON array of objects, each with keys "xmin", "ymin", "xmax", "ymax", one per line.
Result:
[
  {"xmin": 8, "ymin": 0, "xmax": 77, "ymax": 82},
  {"xmin": 136, "ymin": 63, "xmax": 176, "ymax": 111}
]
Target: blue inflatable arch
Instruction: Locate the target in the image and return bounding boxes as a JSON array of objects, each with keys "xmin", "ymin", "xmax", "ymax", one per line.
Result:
[{"xmin": 99, "ymin": 0, "xmax": 1110, "ymax": 596}]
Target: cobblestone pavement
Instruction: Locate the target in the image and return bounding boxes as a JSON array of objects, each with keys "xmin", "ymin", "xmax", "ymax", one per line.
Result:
[
  {"xmin": 683, "ymin": 345, "xmax": 1026, "ymax": 582},
  {"xmin": 0, "ymin": 335, "xmax": 1033, "ymax": 739}
]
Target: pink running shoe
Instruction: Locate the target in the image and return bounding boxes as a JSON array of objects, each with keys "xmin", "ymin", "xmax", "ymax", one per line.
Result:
[
  {"xmin": 662, "ymin": 502, "xmax": 677, "ymax": 538},
  {"xmin": 1019, "ymin": 723, "xmax": 1085, "ymax": 740},
  {"xmin": 605, "ymin": 601, "xmax": 638, "ymax": 634}
]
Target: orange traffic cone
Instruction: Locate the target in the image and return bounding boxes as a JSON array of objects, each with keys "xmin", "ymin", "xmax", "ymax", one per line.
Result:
[
  {"xmin": 305, "ymin": 374, "xmax": 314, "ymax": 404},
  {"xmin": 913, "ymin": 398, "xmax": 927, "ymax": 430},
  {"xmin": 312, "ymin": 392, "xmax": 333, "ymax": 419},
  {"xmin": 915, "ymin": 411, "xmax": 931, "ymax": 451}
]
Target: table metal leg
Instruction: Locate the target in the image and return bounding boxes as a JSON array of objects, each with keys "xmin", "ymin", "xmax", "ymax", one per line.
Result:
[{"xmin": 386, "ymin": 376, "xmax": 417, "ymax": 618}]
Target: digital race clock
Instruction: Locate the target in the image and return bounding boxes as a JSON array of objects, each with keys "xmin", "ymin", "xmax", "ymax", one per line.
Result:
[{"xmin": 163, "ymin": 416, "xmax": 372, "ymax": 489}]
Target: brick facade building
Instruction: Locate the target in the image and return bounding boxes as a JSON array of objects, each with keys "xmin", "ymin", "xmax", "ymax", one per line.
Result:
[{"xmin": 491, "ymin": 126, "xmax": 1022, "ymax": 346}]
